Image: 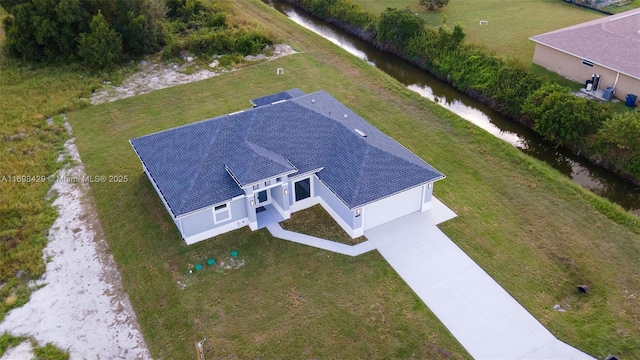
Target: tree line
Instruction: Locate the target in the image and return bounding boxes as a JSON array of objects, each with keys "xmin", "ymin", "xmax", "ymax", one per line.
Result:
[{"xmin": 0, "ymin": 0, "xmax": 272, "ymax": 69}]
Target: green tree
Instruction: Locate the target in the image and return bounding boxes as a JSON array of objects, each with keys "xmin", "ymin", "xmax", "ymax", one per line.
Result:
[
  {"xmin": 377, "ymin": 8, "xmax": 425, "ymax": 47},
  {"xmin": 78, "ymin": 10, "xmax": 122, "ymax": 69},
  {"xmin": 522, "ymin": 83, "xmax": 604, "ymax": 146},
  {"xmin": 419, "ymin": 0, "xmax": 449, "ymax": 10},
  {"xmin": 597, "ymin": 112, "xmax": 640, "ymax": 174},
  {"xmin": 0, "ymin": 0, "xmax": 165, "ymax": 64},
  {"xmin": 1, "ymin": 0, "xmax": 90, "ymax": 61}
]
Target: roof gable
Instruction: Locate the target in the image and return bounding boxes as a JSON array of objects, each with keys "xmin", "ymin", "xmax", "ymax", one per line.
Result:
[{"xmin": 225, "ymin": 141, "xmax": 297, "ymax": 187}]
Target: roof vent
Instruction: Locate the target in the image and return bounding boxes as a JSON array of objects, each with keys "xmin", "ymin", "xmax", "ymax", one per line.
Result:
[
  {"xmin": 354, "ymin": 128, "xmax": 367, "ymax": 137},
  {"xmin": 228, "ymin": 110, "xmax": 244, "ymax": 116},
  {"xmin": 344, "ymin": 114, "xmax": 348, "ymax": 118},
  {"xmin": 271, "ymin": 99, "xmax": 287, "ymax": 105},
  {"xmin": 311, "ymin": 99, "xmax": 315, "ymax": 103}
]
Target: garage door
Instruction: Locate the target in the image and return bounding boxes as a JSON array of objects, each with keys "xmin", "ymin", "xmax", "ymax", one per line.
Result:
[{"xmin": 363, "ymin": 186, "xmax": 422, "ymax": 230}]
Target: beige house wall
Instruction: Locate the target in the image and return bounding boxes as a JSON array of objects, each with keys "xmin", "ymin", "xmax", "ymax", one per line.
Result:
[{"xmin": 533, "ymin": 44, "xmax": 640, "ymax": 105}]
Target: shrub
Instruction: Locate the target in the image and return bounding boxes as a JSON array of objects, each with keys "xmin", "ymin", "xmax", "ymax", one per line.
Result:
[
  {"xmin": 377, "ymin": 8, "xmax": 425, "ymax": 47},
  {"xmin": 235, "ymin": 31, "xmax": 271, "ymax": 55},
  {"xmin": 597, "ymin": 112, "xmax": 640, "ymax": 176},
  {"xmin": 78, "ymin": 11, "xmax": 122, "ymax": 70},
  {"xmin": 522, "ymin": 83, "xmax": 605, "ymax": 146}
]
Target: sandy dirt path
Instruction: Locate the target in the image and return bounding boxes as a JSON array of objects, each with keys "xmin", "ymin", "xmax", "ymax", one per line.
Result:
[
  {"xmin": 0, "ymin": 133, "xmax": 151, "ymax": 359},
  {"xmin": 91, "ymin": 44, "xmax": 296, "ymax": 105}
]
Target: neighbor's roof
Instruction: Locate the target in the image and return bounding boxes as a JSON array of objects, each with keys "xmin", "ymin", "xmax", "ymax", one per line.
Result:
[
  {"xmin": 529, "ymin": 8, "xmax": 640, "ymax": 80},
  {"xmin": 130, "ymin": 90, "xmax": 444, "ymax": 217}
]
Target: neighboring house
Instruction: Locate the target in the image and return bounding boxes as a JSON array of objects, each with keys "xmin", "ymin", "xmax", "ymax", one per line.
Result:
[
  {"xmin": 130, "ymin": 89, "xmax": 444, "ymax": 245},
  {"xmin": 529, "ymin": 8, "xmax": 640, "ymax": 104}
]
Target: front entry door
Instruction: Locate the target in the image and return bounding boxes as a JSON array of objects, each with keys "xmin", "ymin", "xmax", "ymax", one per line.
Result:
[{"xmin": 257, "ymin": 189, "xmax": 268, "ymax": 204}]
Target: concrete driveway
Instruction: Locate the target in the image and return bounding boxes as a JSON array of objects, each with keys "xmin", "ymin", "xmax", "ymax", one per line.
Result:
[{"xmin": 364, "ymin": 200, "xmax": 594, "ymax": 360}]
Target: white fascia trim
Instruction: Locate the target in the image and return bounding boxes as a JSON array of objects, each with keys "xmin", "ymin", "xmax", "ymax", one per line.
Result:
[
  {"xmin": 288, "ymin": 168, "xmax": 323, "ymax": 181},
  {"xmin": 177, "ymin": 194, "xmax": 245, "ymax": 219},
  {"xmin": 238, "ymin": 169, "xmax": 299, "ymax": 190},
  {"xmin": 348, "ymin": 175, "xmax": 445, "ymax": 210}
]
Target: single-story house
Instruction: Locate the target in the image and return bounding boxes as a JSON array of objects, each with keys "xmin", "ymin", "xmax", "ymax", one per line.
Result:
[
  {"xmin": 529, "ymin": 8, "xmax": 640, "ymax": 104},
  {"xmin": 130, "ymin": 89, "xmax": 445, "ymax": 245}
]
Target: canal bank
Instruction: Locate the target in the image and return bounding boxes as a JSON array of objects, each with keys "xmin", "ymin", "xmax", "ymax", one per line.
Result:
[{"xmin": 267, "ymin": 0, "xmax": 640, "ymax": 215}]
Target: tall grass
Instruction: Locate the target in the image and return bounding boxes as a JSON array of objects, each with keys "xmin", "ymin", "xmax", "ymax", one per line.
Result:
[{"xmin": 0, "ymin": 12, "xmax": 102, "ymax": 319}]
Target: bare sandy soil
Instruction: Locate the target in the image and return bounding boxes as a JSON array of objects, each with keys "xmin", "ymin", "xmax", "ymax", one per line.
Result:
[
  {"xmin": 0, "ymin": 132, "xmax": 151, "ymax": 359},
  {"xmin": 91, "ymin": 44, "xmax": 296, "ymax": 105}
]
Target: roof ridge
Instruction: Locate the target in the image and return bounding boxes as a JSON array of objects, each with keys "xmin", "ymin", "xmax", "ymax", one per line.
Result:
[
  {"xmin": 177, "ymin": 126, "xmax": 222, "ymax": 214},
  {"xmin": 348, "ymin": 144, "xmax": 370, "ymax": 207}
]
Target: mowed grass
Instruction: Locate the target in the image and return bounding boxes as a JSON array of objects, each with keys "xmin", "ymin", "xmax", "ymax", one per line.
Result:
[
  {"xmin": 68, "ymin": 0, "xmax": 640, "ymax": 358},
  {"xmin": 281, "ymin": 205, "xmax": 367, "ymax": 245},
  {"xmin": 67, "ymin": 53, "xmax": 471, "ymax": 360},
  {"xmin": 351, "ymin": 0, "xmax": 602, "ymax": 64}
]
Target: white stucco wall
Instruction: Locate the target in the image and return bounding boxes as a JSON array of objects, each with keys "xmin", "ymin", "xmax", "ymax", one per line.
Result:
[{"xmin": 180, "ymin": 197, "xmax": 249, "ymax": 244}]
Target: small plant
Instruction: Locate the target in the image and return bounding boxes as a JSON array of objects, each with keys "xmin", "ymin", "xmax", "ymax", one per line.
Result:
[{"xmin": 33, "ymin": 342, "xmax": 69, "ymax": 360}]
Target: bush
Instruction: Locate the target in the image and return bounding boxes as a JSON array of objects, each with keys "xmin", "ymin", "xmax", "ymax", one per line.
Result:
[
  {"xmin": 110, "ymin": 0, "xmax": 167, "ymax": 56},
  {"xmin": 522, "ymin": 83, "xmax": 605, "ymax": 146},
  {"xmin": 78, "ymin": 11, "xmax": 122, "ymax": 70},
  {"xmin": 377, "ymin": 8, "xmax": 425, "ymax": 47},
  {"xmin": 597, "ymin": 112, "xmax": 640, "ymax": 175},
  {"xmin": 234, "ymin": 31, "xmax": 271, "ymax": 55}
]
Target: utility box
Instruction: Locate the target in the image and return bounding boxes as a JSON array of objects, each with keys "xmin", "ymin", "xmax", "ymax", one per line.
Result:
[{"xmin": 602, "ymin": 87, "xmax": 615, "ymax": 101}]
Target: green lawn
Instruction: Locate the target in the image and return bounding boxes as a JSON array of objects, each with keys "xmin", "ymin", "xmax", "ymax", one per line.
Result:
[
  {"xmin": 351, "ymin": 0, "xmax": 603, "ymax": 64},
  {"xmin": 281, "ymin": 205, "xmax": 367, "ymax": 245},
  {"xmin": 66, "ymin": 0, "xmax": 640, "ymax": 358}
]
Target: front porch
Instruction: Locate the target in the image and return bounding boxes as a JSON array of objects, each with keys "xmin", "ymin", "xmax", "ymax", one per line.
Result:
[{"xmin": 256, "ymin": 203, "xmax": 285, "ymax": 229}]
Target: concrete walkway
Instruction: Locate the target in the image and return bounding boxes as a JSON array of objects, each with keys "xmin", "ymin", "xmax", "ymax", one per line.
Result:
[
  {"xmin": 267, "ymin": 223, "xmax": 376, "ymax": 256},
  {"xmin": 268, "ymin": 198, "xmax": 594, "ymax": 359}
]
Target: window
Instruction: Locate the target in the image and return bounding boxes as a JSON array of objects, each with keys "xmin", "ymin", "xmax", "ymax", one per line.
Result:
[
  {"xmin": 294, "ymin": 178, "xmax": 311, "ymax": 202},
  {"xmin": 213, "ymin": 203, "xmax": 230, "ymax": 223},
  {"xmin": 276, "ymin": 177, "xmax": 281, "ymax": 183},
  {"xmin": 581, "ymin": 59, "xmax": 594, "ymax": 67},
  {"xmin": 253, "ymin": 184, "xmax": 259, "ymax": 190}
]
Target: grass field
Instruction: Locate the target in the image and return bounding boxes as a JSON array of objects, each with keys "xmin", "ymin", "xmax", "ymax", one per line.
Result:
[
  {"xmin": 65, "ymin": 0, "xmax": 640, "ymax": 358},
  {"xmin": 351, "ymin": 0, "xmax": 603, "ymax": 64},
  {"xmin": 0, "ymin": 8, "xmax": 103, "ymax": 321}
]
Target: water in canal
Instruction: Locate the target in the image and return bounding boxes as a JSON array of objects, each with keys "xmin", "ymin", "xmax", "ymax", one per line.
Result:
[{"xmin": 267, "ymin": 0, "xmax": 640, "ymax": 215}]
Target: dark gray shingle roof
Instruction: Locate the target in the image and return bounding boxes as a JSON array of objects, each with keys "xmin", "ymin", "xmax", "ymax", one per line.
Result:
[
  {"xmin": 130, "ymin": 90, "xmax": 444, "ymax": 217},
  {"xmin": 249, "ymin": 88, "xmax": 306, "ymax": 107}
]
